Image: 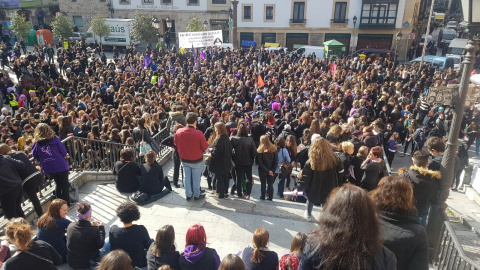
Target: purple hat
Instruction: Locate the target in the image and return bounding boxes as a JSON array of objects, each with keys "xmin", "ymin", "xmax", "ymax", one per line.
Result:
[
  {"xmin": 7, "ymin": 87, "xmax": 13, "ymax": 93},
  {"xmin": 352, "ymin": 130, "xmax": 362, "ymax": 136},
  {"xmin": 272, "ymin": 102, "xmax": 281, "ymax": 111}
]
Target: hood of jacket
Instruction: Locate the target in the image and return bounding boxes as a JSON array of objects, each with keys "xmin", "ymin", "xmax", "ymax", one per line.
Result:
[
  {"xmin": 380, "ymin": 206, "xmax": 420, "ymax": 224},
  {"xmin": 183, "ymin": 245, "xmax": 205, "ymax": 264},
  {"xmin": 36, "ymin": 137, "xmax": 56, "ymax": 146},
  {"xmin": 169, "ymin": 111, "xmax": 184, "ymax": 118},
  {"xmin": 409, "ymin": 166, "xmax": 441, "ymax": 179}
]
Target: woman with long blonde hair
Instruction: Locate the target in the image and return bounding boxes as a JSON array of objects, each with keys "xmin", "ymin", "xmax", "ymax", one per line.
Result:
[
  {"xmin": 300, "ymin": 137, "xmax": 343, "ymax": 221},
  {"xmin": 256, "ymin": 135, "xmax": 278, "ymax": 201},
  {"xmin": 32, "ymin": 123, "xmax": 71, "ymax": 206}
]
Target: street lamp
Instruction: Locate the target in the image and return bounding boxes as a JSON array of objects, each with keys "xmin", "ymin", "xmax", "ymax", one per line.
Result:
[
  {"xmin": 426, "ymin": 0, "xmax": 479, "ymax": 262},
  {"xmin": 351, "ymin": 15, "xmax": 358, "ymax": 53},
  {"xmin": 203, "ymin": 19, "xmax": 208, "ymax": 30},
  {"xmin": 394, "ymin": 31, "xmax": 402, "ymax": 65},
  {"xmin": 352, "ymin": 15, "xmax": 357, "ymax": 28},
  {"xmin": 152, "ymin": 17, "xmax": 160, "ymax": 30},
  {"xmin": 165, "ymin": 17, "xmax": 172, "ymax": 30}
]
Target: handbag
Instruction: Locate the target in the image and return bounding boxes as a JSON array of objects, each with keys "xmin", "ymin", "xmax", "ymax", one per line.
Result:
[
  {"xmin": 280, "ymin": 149, "xmax": 293, "ymax": 176},
  {"xmin": 139, "ymin": 128, "xmax": 152, "ymax": 156}
]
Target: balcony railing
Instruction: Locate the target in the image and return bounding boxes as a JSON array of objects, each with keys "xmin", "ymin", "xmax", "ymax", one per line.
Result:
[
  {"xmin": 331, "ymin": 18, "xmax": 349, "ymax": 24},
  {"xmin": 290, "ymin": 18, "xmax": 307, "ymax": 24}
]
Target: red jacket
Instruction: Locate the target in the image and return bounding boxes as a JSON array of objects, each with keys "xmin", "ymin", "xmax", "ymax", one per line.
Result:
[{"xmin": 174, "ymin": 126, "xmax": 208, "ymax": 162}]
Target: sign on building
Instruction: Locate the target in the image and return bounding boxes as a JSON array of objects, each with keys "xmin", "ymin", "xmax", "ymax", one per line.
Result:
[
  {"xmin": 178, "ymin": 30, "xmax": 223, "ymax": 49},
  {"xmin": 427, "ymin": 84, "xmax": 480, "ymax": 106}
]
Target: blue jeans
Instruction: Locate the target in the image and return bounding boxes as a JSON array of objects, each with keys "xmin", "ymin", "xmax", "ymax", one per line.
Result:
[
  {"xmin": 182, "ymin": 161, "xmax": 204, "ymax": 198},
  {"xmin": 274, "ymin": 173, "xmax": 287, "ymax": 197}
]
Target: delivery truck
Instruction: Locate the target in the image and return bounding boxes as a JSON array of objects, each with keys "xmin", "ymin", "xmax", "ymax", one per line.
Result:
[{"xmin": 86, "ymin": 19, "xmax": 139, "ymax": 49}]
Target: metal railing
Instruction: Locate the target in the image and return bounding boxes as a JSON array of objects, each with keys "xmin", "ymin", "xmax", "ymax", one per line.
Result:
[
  {"xmin": 290, "ymin": 19, "xmax": 307, "ymax": 24},
  {"xmin": 330, "ymin": 18, "xmax": 349, "ymax": 24},
  {"xmin": 434, "ymin": 212, "xmax": 480, "ymax": 270},
  {"xmin": 0, "ymin": 127, "xmax": 171, "ymax": 218}
]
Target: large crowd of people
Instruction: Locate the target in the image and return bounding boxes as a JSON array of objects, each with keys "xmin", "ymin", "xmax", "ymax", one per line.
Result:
[{"xmin": 0, "ymin": 35, "xmax": 479, "ymax": 269}]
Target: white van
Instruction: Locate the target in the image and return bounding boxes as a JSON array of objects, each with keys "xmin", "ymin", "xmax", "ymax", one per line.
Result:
[
  {"xmin": 297, "ymin": 46, "xmax": 325, "ymax": 59},
  {"xmin": 447, "ymin": 38, "xmax": 467, "ymax": 55}
]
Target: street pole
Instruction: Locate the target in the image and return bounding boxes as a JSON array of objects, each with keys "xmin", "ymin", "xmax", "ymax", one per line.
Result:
[
  {"xmin": 426, "ymin": 37, "xmax": 479, "ymax": 259},
  {"xmin": 420, "ymin": 0, "xmax": 435, "ymax": 65},
  {"xmin": 232, "ymin": 0, "xmax": 239, "ymax": 49}
]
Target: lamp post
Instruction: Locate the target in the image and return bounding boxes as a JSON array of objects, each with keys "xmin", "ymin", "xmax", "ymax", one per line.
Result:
[
  {"xmin": 351, "ymin": 15, "xmax": 357, "ymax": 53},
  {"xmin": 426, "ymin": 0, "xmax": 479, "ymax": 262},
  {"xmin": 203, "ymin": 19, "xmax": 208, "ymax": 31},
  {"xmin": 232, "ymin": 0, "xmax": 239, "ymax": 49},
  {"xmin": 395, "ymin": 31, "xmax": 402, "ymax": 66},
  {"xmin": 106, "ymin": 0, "xmax": 114, "ymax": 18},
  {"xmin": 165, "ymin": 17, "xmax": 172, "ymax": 49},
  {"xmin": 152, "ymin": 17, "xmax": 161, "ymax": 48}
]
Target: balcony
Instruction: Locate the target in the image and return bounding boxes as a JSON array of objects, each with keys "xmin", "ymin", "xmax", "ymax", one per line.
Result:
[
  {"xmin": 290, "ymin": 18, "xmax": 307, "ymax": 24},
  {"xmin": 331, "ymin": 18, "xmax": 349, "ymax": 24}
]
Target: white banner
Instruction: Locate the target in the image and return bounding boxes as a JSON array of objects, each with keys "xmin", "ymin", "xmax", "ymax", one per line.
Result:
[{"xmin": 178, "ymin": 30, "xmax": 223, "ymax": 49}]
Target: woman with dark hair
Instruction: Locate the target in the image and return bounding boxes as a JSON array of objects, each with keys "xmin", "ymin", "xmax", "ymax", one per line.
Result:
[
  {"xmin": 3, "ymin": 218, "xmax": 62, "ymax": 270},
  {"xmin": 361, "ymin": 146, "xmax": 389, "ymax": 191},
  {"xmin": 361, "ymin": 125, "xmax": 378, "ymax": 149},
  {"xmin": 97, "ymin": 250, "xmax": 132, "ymax": 270},
  {"xmin": 109, "ymin": 202, "xmax": 152, "ymax": 269},
  {"xmin": 32, "ymin": 123, "xmax": 71, "ymax": 206},
  {"xmin": 241, "ymin": 228, "xmax": 278, "ymax": 270},
  {"xmin": 284, "ymin": 135, "xmax": 297, "ymax": 193},
  {"xmin": 146, "ymin": 225, "xmax": 180, "ymax": 270},
  {"xmin": 179, "ymin": 224, "xmax": 220, "ymax": 270},
  {"xmin": 113, "ymin": 148, "xmax": 141, "ymax": 193},
  {"xmin": 230, "ymin": 122, "xmax": 257, "ymax": 199},
  {"xmin": 371, "ymin": 176, "xmax": 428, "ymax": 270},
  {"xmin": 66, "ymin": 203, "xmax": 106, "ymax": 269},
  {"xmin": 58, "ymin": 116, "xmax": 74, "ymax": 140},
  {"xmin": 208, "ymin": 122, "xmax": 233, "ymax": 199},
  {"xmin": 133, "ymin": 117, "xmax": 161, "ymax": 154},
  {"xmin": 219, "ymin": 254, "xmax": 246, "ymax": 270},
  {"xmin": 279, "ymin": 232, "xmax": 307, "ymax": 270},
  {"xmin": 274, "ymin": 137, "xmax": 290, "ymax": 198},
  {"xmin": 300, "ymin": 137, "xmax": 343, "ymax": 222},
  {"xmin": 36, "ymin": 199, "xmax": 71, "ymax": 262},
  {"xmin": 299, "ymin": 184, "xmax": 397, "ymax": 270}
]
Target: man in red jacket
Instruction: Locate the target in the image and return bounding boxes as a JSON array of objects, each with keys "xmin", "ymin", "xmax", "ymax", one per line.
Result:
[{"xmin": 174, "ymin": 112, "xmax": 208, "ymax": 200}]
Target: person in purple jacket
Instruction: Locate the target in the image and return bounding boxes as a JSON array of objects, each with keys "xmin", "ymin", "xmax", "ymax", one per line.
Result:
[
  {"xmin": 32, "ymin": 123, "xmax": 71, "ymax": 206},
  {"xmin": 179, "ymin": 224, "xmax": 220, "ymax": 270}
]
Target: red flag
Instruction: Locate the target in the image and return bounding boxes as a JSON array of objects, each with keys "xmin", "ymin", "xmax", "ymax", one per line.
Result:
[
  {"xmin": 329, "ymin": 63, "xmax": 337, "ymax": 75},
  {"xmin": 257, "ymin": 74, "xmax": 265, "ymax": 87}
]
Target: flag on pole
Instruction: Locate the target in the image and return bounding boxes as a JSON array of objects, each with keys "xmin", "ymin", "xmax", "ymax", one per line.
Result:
[
  {"xmin": 257, "ymin": 74, "xmax": 265, "ymax": 88},
  {"xmin": 130, "ymin": 64, "xmax": 138, "ymax": 73},
  {"xmin": 200, "ymin": 49, "xmax": 206, "ymax": 60},
  {"xmin": 142, "ymin": 55, "xmax": 151, "ymax": 69}
]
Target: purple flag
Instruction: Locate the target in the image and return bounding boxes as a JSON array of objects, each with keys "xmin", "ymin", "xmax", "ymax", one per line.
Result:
[
  {"xmin": 200, "ymin": 49, "xmax": 206, "ymax": 60},
  {"xmin": 130, "ymin": 64, "xmax": 138, "ymax": 73},
  {"xmin": 142, "ymin": 55, "xmax": 151, "ymax": 69},
  {"xmin": 169, "ymin": 58, "xmax": 175, "ymax": 74}
]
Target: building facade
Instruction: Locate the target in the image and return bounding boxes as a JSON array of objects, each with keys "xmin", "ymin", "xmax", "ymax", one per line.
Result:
[
  {"xmin": 0, "ymin": 0, "xmax": 60, "ymax": 29},
  {"xmin": 235, "ymin": 0, "xmax": 422, "ymax": 60},
  {"xmin": 58, "ymin": 0, "xmax": 232, "ymax": 42}
]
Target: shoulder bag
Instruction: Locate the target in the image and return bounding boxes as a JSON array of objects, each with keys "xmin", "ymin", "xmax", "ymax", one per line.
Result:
[{"xmin": 280, "ymin": 148, "xmax": 293, "ymax": 176}]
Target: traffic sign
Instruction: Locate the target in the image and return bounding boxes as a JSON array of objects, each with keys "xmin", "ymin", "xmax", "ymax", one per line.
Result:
[{"xmin": 409, "ymin": 33, "xmax": 416, "ymax": 40}]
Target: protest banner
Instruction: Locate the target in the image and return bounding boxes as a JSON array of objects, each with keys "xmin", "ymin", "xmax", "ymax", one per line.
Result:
[{"xmin": 178, "ymin": 30, "xmax": 223, "ymax": 49}]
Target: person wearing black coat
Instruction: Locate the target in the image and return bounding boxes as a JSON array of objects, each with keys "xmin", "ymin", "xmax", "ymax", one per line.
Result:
[
  {"xmin": 371, "ymin": 176, "xmax": 429, "ymax": 270},
  {"xmin": 0, "ymin": 145, "xmax": 44, "ymax": 217},
  {"xmin": 138, "ymin": 150, "xmax": 172, "ymax": 200},
  {"xmin": 66, "ymin": 203, "xmax": 105, "ymax": 270},
  {"xmin": 208, "ymin": 122, "xmax": 233, "ymax": 199},
  {"xmin": 361, "ymin": 146, "xmax": 389, "ymax": 191},
  {"xmin": 256, "ymin": 135, "xmax": 278, "ymax": 201},
  {"xmin": 113, "ymin": 148, "xmax": 141, "ymax": 193},
  {"xmin": 0, "ymin": 154, "xmax": 25, "ymax": 219},
  {"xmin": 231, "ymin": 122, "xmax": 257, "ymax": 198}
]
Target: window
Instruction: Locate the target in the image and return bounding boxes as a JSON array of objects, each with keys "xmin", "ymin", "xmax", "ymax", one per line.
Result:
[
  {"xmin": 100, "ymin": 0, "xmax": 106, "ymax": 2},
  {"xmin": 212, "ymin": 0, "xmax": 226, "ymax": 4},
  {"xmin": 265, "ymin": 5, "xmax": 274, "ymax": 21},
  {"xmin": 162, "ymin": 0, "xmax": 172, "ymax": 3},
  {"xmin": 188, "ymin": 0, "xmax": 199, "ymax": 5},
  {"xmin": 292, "ymin": 2, "xmax": 305, "ymax": 23},
  {"xmin": 120, "ymin": 0, "xmax": 129, "ymax": 3},
  {"xmin": 360, "ymin": 3, "xmax": 397, "ymax": 28},
  {"xmin": 73, "ymin": 16, "xmax": 83, "ymax": 27},
  {"xmin": 243, "ymin": 5, "xmax": 252, "ymax": 21},
  {"xmin": 143, "ymin": 0, "xmax": 153, "ymax": 3},
  {"xmin": 333, "ymin": 2, "xmax": 347, "ymax": 23}
]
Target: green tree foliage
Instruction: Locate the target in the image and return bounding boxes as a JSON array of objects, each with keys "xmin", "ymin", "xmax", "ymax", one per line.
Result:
[
  {"xmin": 91, "ymin": 15, "xmax": 110, "ymax": 41},
  {"xmin": 11, "ymin": 13, "xmax": 30, "ymax": 39},
  {"xmin": 52, "ymin": 14, "xmax": 73, "ymax": 39},
  {"xmin": 186, "ymin": 16, "xmax": 204, "ymax": 32},
  {"xmin": 131, "ymin": 11, "xmax": 157, "ymax": 42}
]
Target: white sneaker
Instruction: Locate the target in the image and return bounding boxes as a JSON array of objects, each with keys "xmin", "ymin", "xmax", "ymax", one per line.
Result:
[{"xmin": 304, "ymin": 210, "xmax": 312, "ymax": 222}]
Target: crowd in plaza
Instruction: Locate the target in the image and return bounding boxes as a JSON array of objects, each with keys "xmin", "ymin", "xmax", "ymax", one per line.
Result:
[{"xmin": 0, "ymin": 35, "xmax": 479, "ymax": 269}]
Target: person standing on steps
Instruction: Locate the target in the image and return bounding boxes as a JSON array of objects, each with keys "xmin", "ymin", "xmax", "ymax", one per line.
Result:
[{"xmin": 174, "ymin": 112, "xmax": 208, "ymax": 201}]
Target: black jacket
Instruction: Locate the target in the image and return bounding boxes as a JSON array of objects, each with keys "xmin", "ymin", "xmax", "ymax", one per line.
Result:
[
  {"xmin": 66, "ymin": 220, "xmax": 105, "ymax": 269},
  {"xmin": 241, "ymin": 246, "xmax": 278, "ymax": 270},
  {"xmin": 402, "ymin": 166, "xmax": 440, "ymax": 216},
  {"xmin": 209, "ymin": 134, "xmax": 233, "ymax": 174},
  {"xmin": 0, "ymin": 154, "xmax": 24, "ymax": 196},
  {"xmin": 3, "ymin": 240, "xmax": 62, "ymax": 270},
  {"xmin": 9, "ymin": 151, "xmax": 40, "ymax": 183},
  {"xmin": 380, "ymin": 208, "xmax": 429, "ymax": 270},
  {"xmin": 301, "ymin": 159, "xmax": 343, "ymax": 205},
  {"xmin": 231, "ymin": 136, "xmax": 257, "ymax": 166},
  {"xmin": 146, "ymin": 244, "xmax": 180, "ymax": 270},
  {"xmin": 139, "ymin": 162, "xmax": 165, "ymax": 195},
  {"xmin": 113, "ymin": 161, "xmax": 141, "ymax": 193},
  {"xmin": 250, "ymin": 121, "xmax": 267, "ymax": 146},
  {"xmin": 350, "ymin": 137, "xmax": 365, "ymax": 155},
  {"xmin": 361, "ymin": 160, "xmax": 388, "ymax": 191},
  {"xmin": 256, "ymin": 151, "xmax": 278, "ymax": 177}
]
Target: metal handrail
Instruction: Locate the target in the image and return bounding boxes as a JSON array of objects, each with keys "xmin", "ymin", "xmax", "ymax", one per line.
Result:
[
  {"xmin": 330, "ymin": 19, "xmax": 349, "ymax": 24},
  {"xmin": 434, "ymin": 212, "xmax": 480, "ymax": 270},
  {"xmin": 290, "ymin": 19, "xmax": 307, "ymax": 24}
]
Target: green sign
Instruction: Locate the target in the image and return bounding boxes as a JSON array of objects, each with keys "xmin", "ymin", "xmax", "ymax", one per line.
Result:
[{"xmin": 104, "ymin": 37, "xmax": 127, "ymax": 42}]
